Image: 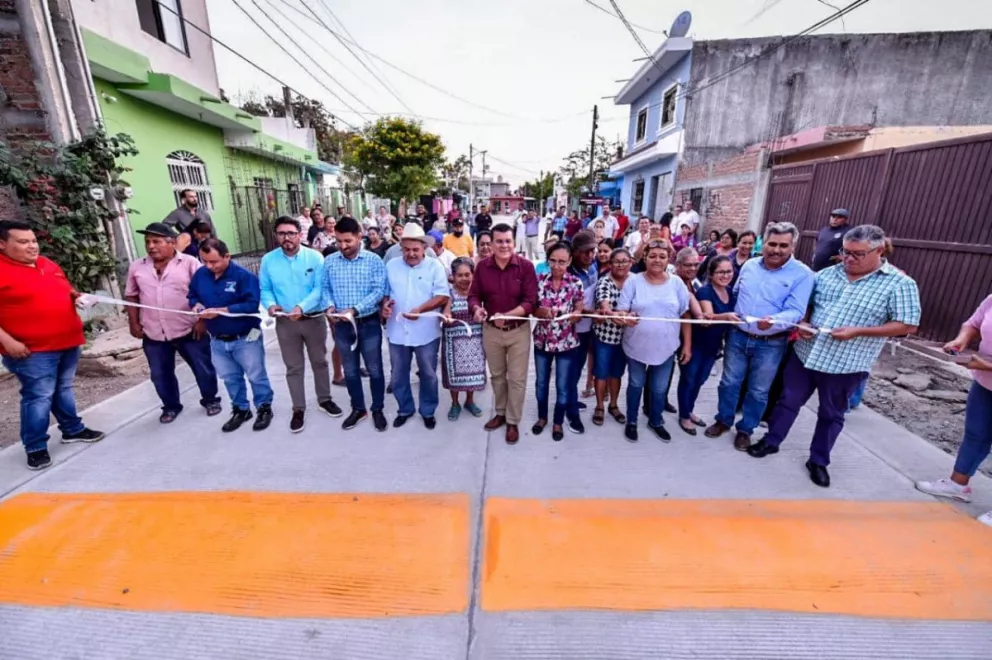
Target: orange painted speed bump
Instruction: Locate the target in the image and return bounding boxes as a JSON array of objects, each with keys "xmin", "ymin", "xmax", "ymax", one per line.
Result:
[
  {"xmin": 481, "ymin": 498, "xmax": 992, "ymax": 621},
  {"xmin": 0, "ymin": 492, "xmax": 470, "ymax": 618}
]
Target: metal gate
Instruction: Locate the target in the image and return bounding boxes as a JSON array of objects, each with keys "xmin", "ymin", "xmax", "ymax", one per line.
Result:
[
  {"xmin": 763, "ymin": 133, "xmax": 992, "ymax": 341},
  {"xmin": 229, "ymin": 185, "xmax": 304, "ymax": 273}
]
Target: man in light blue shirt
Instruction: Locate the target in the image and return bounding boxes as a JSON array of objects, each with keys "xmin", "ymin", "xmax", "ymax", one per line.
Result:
[
  {"xmin": 260, "ymin": 216, "xmax": 342, "ymax": 433},
  {"xmin": 705, "ymin": 222, "xmax": 814, "ymax": 450},
  {"xmin": 321, "ymin": 216, "xmax": 389, "ymax": 431},
  {"xmin": 381, "ymin": 223, "xmax": 450, "ymax": 429}
]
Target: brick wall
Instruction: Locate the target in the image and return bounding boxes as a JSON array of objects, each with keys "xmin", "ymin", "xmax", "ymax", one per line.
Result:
[
  {"xmin": 695, "ymin": 184, "xmax": 754, "ymax": 234},
  {"xmin": 676, "ymin": 150, "xmax": 764, "ymax": 235},
  {"xmin": 1, "ymin": 0, "xmax": 51, "ymax": 220}
]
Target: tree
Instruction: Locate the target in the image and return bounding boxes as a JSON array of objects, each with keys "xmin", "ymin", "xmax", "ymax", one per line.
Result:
[
  {"xmin": 520, "ymin": 171, "xmax": 555, "ymax": 204},
  {"xmin": 558, "ymin": 135, "xmax": 622, "ymax": 198},
  {"xmin": 236, "ymin": 91, "xmax": 356, "ymax": 164},
  {"xmin": 439, "ymin": 154, "xmax": 470, "ymax": 194},
  {"xmin": 344, "ymin": 117, "xmax": 446, "ymax": 202}
]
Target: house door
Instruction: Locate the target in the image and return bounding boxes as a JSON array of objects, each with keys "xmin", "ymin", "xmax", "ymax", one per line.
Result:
[
  {"xmin": 653, "ymin": 172, "xmax": 672, "ymax": 219},
  {"xmin": 646, "ymin": 175, "xmax": 659, "ymax": 219}
]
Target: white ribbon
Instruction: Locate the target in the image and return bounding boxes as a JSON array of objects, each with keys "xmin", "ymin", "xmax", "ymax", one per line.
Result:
[
  {"xmin": 389, "ymin": 311, "xmax": 474, "ymax": 337},
  {"xmin": 483, "ymin": 312, "xmax": 831, "ymax": 334}
]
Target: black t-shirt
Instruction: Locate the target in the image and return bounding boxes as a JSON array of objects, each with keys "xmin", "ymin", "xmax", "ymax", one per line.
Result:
[
  {"xmin": 366, "ymin": 240, "xmax": 389, "ymax": 258},
  {"xmin": 474, "ymin": 213, "xmax": 493, "ymax": 232},
  {"xmin": 811, "ymin": 223, "xmax": 848, "ymax": 271}
]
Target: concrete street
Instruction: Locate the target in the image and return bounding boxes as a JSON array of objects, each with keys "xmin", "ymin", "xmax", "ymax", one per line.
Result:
[{"xmin": 1, "ymin": 332, "xmax": 991, "ymax": 660}]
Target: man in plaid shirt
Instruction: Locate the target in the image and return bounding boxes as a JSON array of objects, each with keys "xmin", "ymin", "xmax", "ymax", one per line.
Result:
[{"xmin": 747, "ymin": 225, "xmax": 921, "ymax": 488}]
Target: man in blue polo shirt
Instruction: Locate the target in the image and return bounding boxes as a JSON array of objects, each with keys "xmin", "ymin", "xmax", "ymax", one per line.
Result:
[{"xmin": 188, "ymin": 238, "xmax": 274, "ymax": 432}]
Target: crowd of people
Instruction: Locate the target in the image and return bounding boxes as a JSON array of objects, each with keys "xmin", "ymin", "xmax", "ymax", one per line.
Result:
[{"xmin": 1, "ymin": 199, "xmax": 990, "ymax": 526}]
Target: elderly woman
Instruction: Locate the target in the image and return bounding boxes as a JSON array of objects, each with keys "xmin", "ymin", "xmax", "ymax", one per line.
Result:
[
  {"xmin": 915, "ymin": 294, "xmax": 992, "ymax": 526},
  {"xmin": 441, "ymin": 258, "xmax": 486, "ymax": 420},
  {"xmin": 532, "ymin": 242, "xmax": 585, "ymax": 442},
  {"xmin": 616, "ymin": 241, "xmax": 692, "ymax": 442},
  {"xmin": 592, "ymin": 247, "xmax": 633, "ymax": 426}
]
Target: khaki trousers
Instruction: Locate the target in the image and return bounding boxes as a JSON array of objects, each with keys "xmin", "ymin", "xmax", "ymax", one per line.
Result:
[
  {"xmin": 275, "ymin": 316, "xmax": 331, "ymax": 411},
  {"xmin": 482, "ymin": 323, "xmax": 531, "ymax": 425}
]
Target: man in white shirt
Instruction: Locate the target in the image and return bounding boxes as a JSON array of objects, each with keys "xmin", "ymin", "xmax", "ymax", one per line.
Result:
[
  {"xmin": 600, "ymin": 206, "xmax": 620, "ymax": 241},
  {"xmin": 297, "ymin": 207, "xmax": 312, "ymax": 245},
  {"xmin": 676, "ymin": 200, "xmax": 700, "ymax": 236},
  {"xmin": 381, "ymin": 223, "xmax": 450, "ymax": 429}
]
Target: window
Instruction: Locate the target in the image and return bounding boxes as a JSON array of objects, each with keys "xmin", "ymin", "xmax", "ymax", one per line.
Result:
[
  {"xmin": 166, "ymin": 151, "xmax": 213, "ymax": 210},
  {"xmin": 660, "ymin": 84, "xmax": 678, "ymax": 129},
  {"xmin": 632, "ymin": 180, "xmax": 645, "ymax": 214},
  {"xmin": 136, "ymin": 0, "xmax": 189, "ymax": 55},
  {"xmin": 634, "ymin": 107, "xmax": 648, "ymax": 143},
  {"xmin": 690, "ymin": 187, "xmax": 704, "ymax": 212},
  {"xmin": 288, "ymin": 183, "xmax": 302, "ymax": 215},
  {"xmin": 253, "ymin": 177, "xmax": 274, "ymax": 190}
]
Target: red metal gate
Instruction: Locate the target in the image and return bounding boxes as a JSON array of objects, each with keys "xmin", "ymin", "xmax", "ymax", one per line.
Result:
[{"xmin": 763, "ymin": 133, "xmax": 992, "ymax": 341}]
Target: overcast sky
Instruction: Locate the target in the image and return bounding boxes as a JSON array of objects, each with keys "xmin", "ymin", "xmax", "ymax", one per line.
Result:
[{"xmin": 208, "ymin": 0, "xmax": 991, "ymax": 185}]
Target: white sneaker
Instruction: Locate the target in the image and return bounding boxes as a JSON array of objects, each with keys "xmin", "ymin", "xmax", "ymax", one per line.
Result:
[
  {"xmin": 977, "ymin": 511, "xmax": 992, "ymax": 527},
  {"xmin": 914, "ymin": 478, "xmax": 972, "ymax": 503}
]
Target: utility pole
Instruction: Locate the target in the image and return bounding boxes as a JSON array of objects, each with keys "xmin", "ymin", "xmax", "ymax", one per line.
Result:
[{"xmin": 588, "ymin": 104, "xmax": 599, "ymax": 196}]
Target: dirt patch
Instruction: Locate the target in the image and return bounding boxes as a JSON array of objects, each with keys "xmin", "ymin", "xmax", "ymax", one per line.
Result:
[
  {"xmin": 861, "ymin": 347, "xmax": 985, "ymax": 475},
  {"xmin": 0, "ymin": 366, "xmax": 149, "ymax": 451}
]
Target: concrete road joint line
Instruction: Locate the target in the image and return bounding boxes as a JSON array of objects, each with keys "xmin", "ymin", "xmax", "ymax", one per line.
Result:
[{"xmin": 463, "ymin": 408, "xmax": 495, "ymax": 660}]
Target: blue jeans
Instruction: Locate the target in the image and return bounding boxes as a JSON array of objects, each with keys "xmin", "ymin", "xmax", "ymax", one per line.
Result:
[
  {"xmin": 716, "ymin": 329, "xmax": 788, "ymax": 435},
  {"xmin": 210, "ymin": 335, "xmax": 273, "ymax": 411},
  {"xmin": 953, "ymin": 382, "xmax": 992, "ymax": 477},
  {"xmin": 626, "ymin": 355, "xmax": 675, "ymax": 428},
  {"xmin": 677, "ymin": 350, "xmax": 719, "ymax": 421},
  {"xmin": 2, "ymin": 348, "xmax": 86, "ymax": 453},
  {"xmin": 848, "ymin": 375, "xmax": 868, "ymax": 410},
  {"xmin": 143, "ymin": 333, "xmax": 219, "ymax": 413},
  {"xmin": 567, "ymin": 331, "xmax": 593, "ymax": 417},
  {"xmin": 534, "ymin": 346, "xmax": 578, "ymax": 425},
  {"xmin": 389, "ymin": 339, "xmax": 440, "ymax": 418},
  {"xmin": 333, "ymin": 315, "xmax": 385, "ymax": 412}
]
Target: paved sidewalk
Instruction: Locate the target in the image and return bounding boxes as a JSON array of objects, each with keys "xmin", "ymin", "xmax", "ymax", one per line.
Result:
[{"xmin": 1, "ymin": 332, "xmax": 990, "ymax": 660}]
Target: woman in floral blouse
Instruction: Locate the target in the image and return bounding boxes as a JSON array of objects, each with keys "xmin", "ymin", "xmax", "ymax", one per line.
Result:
[{"xmin": 532, "ymin": 242, "xmax": 585, "ymax": 442}]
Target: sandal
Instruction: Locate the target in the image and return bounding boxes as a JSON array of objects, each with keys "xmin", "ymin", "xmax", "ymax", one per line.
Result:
[
  {"xmin": 593, "ymin": 407, "xmax": 605, "ymax": 426},
  {"xmin": 464, "ymin": 402, "xmax": 483, "ymax": 418},
  {"xmin": 690, "ymin": 415, "xmax": 706, "ymax": 427},
  {"xmin": 448, "ymin": 404, "xmax": 462, "ymax": 421},
  {"xmin": 608, "ymin": 406, "xmax": 626, "ymax": 425},
  {"xmin": 531, "ymin": 420, "xmax": 547, "ymax": 435},
  {"xmin": 582, "ymin": 387, "xmax": 595, "ymax": 399}
]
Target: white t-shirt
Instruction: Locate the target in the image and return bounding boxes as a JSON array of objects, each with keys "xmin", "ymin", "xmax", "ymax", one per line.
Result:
[
  {"xmin": 297, "ymin": 215, "xmax": 313, "ymax": 243},
  {"xmin": 624, "ymin": 231, "xmax": 645, "ymax": 252},
  {"xmin": 676, "ymin": 210, "xmax": 700, "ymax": 233},
  {"xmin": 601, "ymin": 214, "xmax": 620, "ymax": 240}
]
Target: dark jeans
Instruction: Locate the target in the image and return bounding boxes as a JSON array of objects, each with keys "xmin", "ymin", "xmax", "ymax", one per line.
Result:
[
  {"xmin": 716, "ymin": 329, "xmax": 789, "ymax": 435},
  {"xmin": 2, "ymin": 348, "xmax": 85, "ymax": 453},
  {"xmin": 333, "ymin": 314, "xmax": 385, "ymax": 412},
  {"xmin": 143, "ymin": 333, "xmax": 219, "ymax": 413},
  {"xmin": 952, "ymin": 382, "xmax": 992, "ymax": 477},
  {"xmin": 764, "ymin": 351, "xmax": 867, "ymax": 466},
  {"xmin": 534, "ymin": 346, "xmax": 579, "ymax": 425},
  {"xmin": 626, "ymin": 355, "xmax": 675, "ymax": 428},
  {"xmin": 566, "ymin": 331, "xmax": 593, "ymax": 418},
  {"xmin": 677, "ymin": 350, "xmax": 719, "ymax": 421}
]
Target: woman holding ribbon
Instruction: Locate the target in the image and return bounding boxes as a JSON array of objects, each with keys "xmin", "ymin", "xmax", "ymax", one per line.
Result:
[
  {"xmin": 616, "ymin": 241, "xmax": 692, "ymax": 442},
  {"xmin": 592, "ymin": 247, "xmax": 633, "ymax": 426},
  {"xmin": 441, "ymin": 258, "xmax": 486, "ymax": 421},
  {"xmin": 531, "ymin": 242, "xmax": 585, "ymax": 442}
]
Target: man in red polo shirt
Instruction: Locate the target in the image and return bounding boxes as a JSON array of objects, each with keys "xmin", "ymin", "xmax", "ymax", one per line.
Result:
[{"xmin": 0, "ymin": 220, "xmax": 105, "ymax": 470}]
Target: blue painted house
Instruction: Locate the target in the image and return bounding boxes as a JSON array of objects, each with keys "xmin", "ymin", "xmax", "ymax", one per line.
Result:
[{"xmin": 608, "ymin": 37, "xmax": 692, "ymax": 220}]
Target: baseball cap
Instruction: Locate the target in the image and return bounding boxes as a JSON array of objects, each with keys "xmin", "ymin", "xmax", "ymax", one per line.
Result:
[
  {"xmin": 831, "ymin": 208, "xmax": 850, "ymax": 218},
  {"xmin": 137, "ymin": 222, "xmax": 178, "ymax": 238},
  {"xmin": 570, "ymin": 230, "xmax": 598, "ymax": 253}
]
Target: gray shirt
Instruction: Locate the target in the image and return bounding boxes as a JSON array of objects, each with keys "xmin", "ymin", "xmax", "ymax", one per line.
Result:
[
  {"xmin": 164, "ymin": 206, "xmax": 213, "ymax": 233},
  {"xmin": 617, "ymin": 273, "xmax": 690, "ymax": 366}
]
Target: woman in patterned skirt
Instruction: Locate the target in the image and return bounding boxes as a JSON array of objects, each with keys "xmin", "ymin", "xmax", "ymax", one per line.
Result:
[{"xmin": 442, "ymin": 258, "xmax": 486, "ymax": 421}]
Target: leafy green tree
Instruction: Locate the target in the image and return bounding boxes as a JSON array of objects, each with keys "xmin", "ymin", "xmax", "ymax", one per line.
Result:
[
  {"xmin": 558, "ymin": 136, "xmax": 622, "ymax": 198},
  {"xmin": 344, "ymin": 118, "xmax": 446, "ymax": 201},
  {"xmin": 439, "ymin": 154, "xmax": 471, "ymax": 194},
  {"xmin": 237, "ymin": 91, "xmax": 356, "ymax": 164}
]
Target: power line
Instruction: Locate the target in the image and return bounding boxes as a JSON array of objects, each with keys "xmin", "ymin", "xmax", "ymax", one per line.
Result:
[
  {"xmin": 241, "ymin": 0, "xmax": 379, "ymax": 117},
  {"xmin": 581, "ymin": 0, "xmax": 667, "ymax": 35},
  {"xmin": 300, "ymin": 0, "xmax": 415, "ymax": 115},
  {"xmin": 607, "ymin": 0, "xmax": 652, "ymax": 57}
]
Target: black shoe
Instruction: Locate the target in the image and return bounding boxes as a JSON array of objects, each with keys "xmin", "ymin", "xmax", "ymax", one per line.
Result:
[
  {"xmin": 373, "ymin": 410, "xmax": 388, "ymax": 431},
  {"xmin": 342, "ymin": 410, "xmax": 368, "ymax": 430},
  {"xmin": 577, "ymin": 401, "xmax": 587, "ymax": 411},
  {"xmin": 205, "ymin": 402, "xmax": 223, "ymax": 417},
  {"xmin": 747, "ymin": 439, "xmax": 780, "ymax": 458},
  {"xmin": 552, "ymin": 426, "xmax": 564, "ymax": 442},
  {"xmin": 252, "ymin": 404, "xmax": 273, "ymax": 431},
  {"xmin": 290, "ymin": 410, "xmax": 305, "ymax": 433},
  {"xmin": 650, "ymin": 424, "xmax": 671, "ymax": 442},
  {"xmin": 319, "ymin": 399, "xmax": 343, "ymax": 418},
  {"xmin": 567, "ymin": 417, "xmax": 585, "ymax": 435},
  {"xmin": 393, "ymin": 414, "xmax": 411, "ymax": 428},
  {"xmin": 159, "ymin": 410, "xmax": 181, "ymax": 424},
  {"xmin": 664, "ymin": 401, "xmax": 677, "ymax": 414},
  {"xmin": 423, "ymin": 416, "xmax": 436, "ymax": 430},
  {"xmin": 26, "ymin": 449, "xmax": 52, "ymax": 471},
  {"xmin": 61, "ymin": 428, "xmax": 105, "ymax": 444},
  {"xmin": 806, "ymin": 460, "xmax": 831, "ymax": 488},
  {"xmin": 222, "ymin": 408, "xmax": 253, "ymax": 432},
  {"xmin": 531, "ymin": 421, "xmax": 547, "ymax": 435},
  {"xmin": 624, "ymin": 423, "xmax": 639, "ymax": 443}
]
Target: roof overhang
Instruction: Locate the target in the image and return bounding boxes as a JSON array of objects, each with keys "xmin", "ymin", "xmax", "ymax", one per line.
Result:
[
  {"xmin": 747, "ymin": 124, "xmax": 873, "ymax": 157},
  {"xmin": 609, "ymin": 129, "xmax": 683, "ymax": 175},
  {"xmin": 118, "ymin": 73, "xmax": 261, "ymax": 131},
  {"xmin": 81, "ymin": 28, "xmax": 150, "ymax": 84},
  {"xmin": 615, "ymin": 37, "xmax": 693, "ymax": 105},
  {"xmin": 224, "ymin": 130, "xmax": 318, "ymax": 167}
]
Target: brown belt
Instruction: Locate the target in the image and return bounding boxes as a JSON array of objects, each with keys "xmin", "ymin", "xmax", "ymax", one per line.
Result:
[{"xmin": 486, "ymin": 320, "xmax": 525, "ymax": 332}]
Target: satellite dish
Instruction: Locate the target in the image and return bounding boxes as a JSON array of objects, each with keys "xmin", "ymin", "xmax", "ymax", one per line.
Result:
[{"xmin": 670, "ymin": 10, "xmax": 692, "ymax": 38}]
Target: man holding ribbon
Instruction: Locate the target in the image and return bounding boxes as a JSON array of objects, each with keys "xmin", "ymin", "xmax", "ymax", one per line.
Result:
[
  {"xmin": 125, "ymin": 222, "xmax": 221, "ymax": 424},
  {"xmin": 705, "ymin": 222, "xmax": 814, "ymax": 451},
  {"xmin": 321, "ymin": 216, "xmax": 389, "ymax": 432},
  {"xmin": 381, "ymin": 223, "xmax": 450, "ymax": 429},
  {"xmin": 747, "ymin": 225, "xmax": 921, "ymax": 487},
  {"xmin": 0, "ymin": 220, "xmax": 105, "ymax": 471},
  {"xmin": 260, "ymin": 216, "xmax": 342, "ymax": 434},
  {"xmin": 188, "ymin": 238, "xmax": 274, "ymax": 433}
]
